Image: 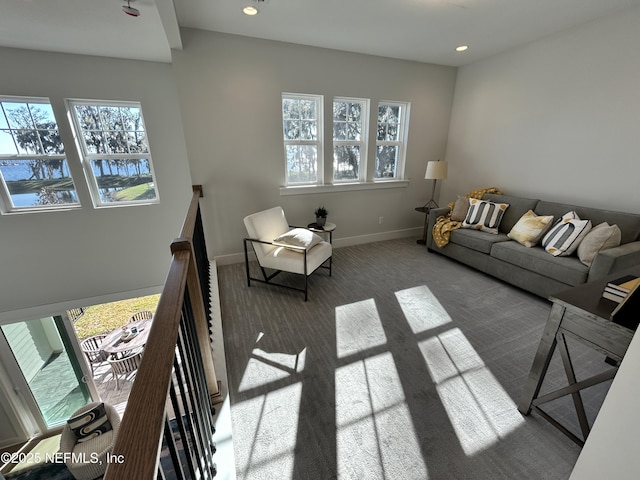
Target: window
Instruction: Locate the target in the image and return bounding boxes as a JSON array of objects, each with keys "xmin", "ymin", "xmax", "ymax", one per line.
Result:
[
  {"xmin": 375, "ymin": 102, "xmax": 410, "ymax": 180},
  {"xmin": 282, "ymin": 94, "xmax": 323, "ymax": 185},
  {"xmin": 332, "ymin": 97, "xmax": 368, "ymax": 183},
  {"xmin": 68, "ymin": 100, "xmax": 158, "ymax": 206},
  {"xmin": 0, "ymin": 97, "xmax": 80, "ymax": 212}
]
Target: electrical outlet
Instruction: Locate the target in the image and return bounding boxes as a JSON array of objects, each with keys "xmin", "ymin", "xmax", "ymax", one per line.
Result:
[{"xmin": 379, "ymin": 216, "xmax": 384, "ymax": 224}]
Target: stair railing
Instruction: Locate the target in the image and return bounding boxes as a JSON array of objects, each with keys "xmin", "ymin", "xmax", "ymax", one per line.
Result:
[{"xmin": 104, "ymin": 185, "xmax": 219, "ymax": 480}]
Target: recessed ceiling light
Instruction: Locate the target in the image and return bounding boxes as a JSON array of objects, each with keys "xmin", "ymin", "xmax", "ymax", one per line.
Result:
[
  {"xmin": 455, "ymin": 45, "xmax": 469, "ymax": 52},
  {"xmin": 243, "ymin": 5, "xmax": 259, "ymax": 15}
]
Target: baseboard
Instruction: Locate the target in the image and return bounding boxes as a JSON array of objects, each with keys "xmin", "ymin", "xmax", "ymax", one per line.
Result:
[{"xmin": 214, "ymin": 227, "xmax": 422, "ymax": 266}]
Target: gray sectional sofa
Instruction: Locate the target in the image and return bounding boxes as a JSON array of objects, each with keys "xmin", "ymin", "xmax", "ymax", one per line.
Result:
[{"xmin": 426, "ymin": 193, "xmax": 640, "ymax": 299}]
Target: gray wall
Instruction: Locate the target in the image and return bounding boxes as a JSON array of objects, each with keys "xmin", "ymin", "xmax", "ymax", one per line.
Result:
[
  {"xmin": 172, "ymin": 30, "xmax": 457, "ymax": 258},
  {"xmin": 0, "ymin": 47, "xmax": 193, "ymax": 314},
  {"xmin": 444, "ymin": 6, "xmax": 640, "ymax": 213}
]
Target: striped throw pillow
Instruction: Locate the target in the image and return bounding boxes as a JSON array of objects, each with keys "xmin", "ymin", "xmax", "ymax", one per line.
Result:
[
  {"xmin": 541, "ymin": 211, "xmax": 592, "ymax": 257},
  {"xmin": 462, "ymin": 199, "xmax": 510, "ymax": 234}
]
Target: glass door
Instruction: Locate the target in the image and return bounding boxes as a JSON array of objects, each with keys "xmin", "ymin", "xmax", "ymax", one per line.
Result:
[{"xmin": 0, "ymin": 315, "xmax": 95, "ymax": 432}]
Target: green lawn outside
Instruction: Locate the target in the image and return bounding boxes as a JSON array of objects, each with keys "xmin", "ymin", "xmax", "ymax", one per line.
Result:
[
  {"xmin": 73, "ymin": 294, "xmax": 160, "ymax": 339},
  {"xmin": 112, "ymin": 182, "xmax": 156, "ymax": 201}
]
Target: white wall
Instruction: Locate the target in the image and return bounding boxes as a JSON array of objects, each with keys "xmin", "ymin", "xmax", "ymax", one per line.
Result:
[
  {"xmin": 0, "ymin": 47, "xmax": 193, "ymax": 314},
  {"xmin": 172, "ymin": 30, "xmax": 457, "ymax": 257},
  {"xmin": 444, "ymin": 6, "xmax": 640, "ymax": 213}
]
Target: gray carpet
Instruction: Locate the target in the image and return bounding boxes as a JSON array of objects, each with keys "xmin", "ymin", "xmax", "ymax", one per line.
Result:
[{"xmin": 217, "ymin": 237, "xmax": 613, "ymax": 480}]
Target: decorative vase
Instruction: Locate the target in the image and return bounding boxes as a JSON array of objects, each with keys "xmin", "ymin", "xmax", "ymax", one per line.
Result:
[{"xmin": 316, "ymin": 216, "xmax": 326, "ymax": 227}]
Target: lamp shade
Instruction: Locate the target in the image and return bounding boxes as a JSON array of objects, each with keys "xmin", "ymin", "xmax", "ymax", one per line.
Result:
[{"xmin": 425, "ymin": 160, "xmax": 448, "ymax": 180}]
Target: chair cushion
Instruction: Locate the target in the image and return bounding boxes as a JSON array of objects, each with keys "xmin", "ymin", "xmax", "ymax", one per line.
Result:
[
  {"xmin": 67, "ymin": 402, "xmax": 113, "ymax": 443},
  {"xmin": 244, "ymin": 206, "xmax": 291, "ymax": 261},
  {"xmin": 260, "ymin": 241, "xmax": 332, "ymax": 275},
  {"xmin": 274, "ymin": 228, "xmax": 323, "ymax": 250}
]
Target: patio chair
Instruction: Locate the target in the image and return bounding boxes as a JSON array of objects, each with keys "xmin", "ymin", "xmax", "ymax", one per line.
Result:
[
  {"xmin": 80, "ymin": 334, "xmax": 108, "ymax": 374},
  {"xmin": 107, "ymin": 349, "xmax": 143, "ymax": 390},
  {"xmin": 59, "ymin": 401, "xmax": 120, "ymax": 480},
  {"xmin": 243, "ymin": 206, "xmax": 332, "ymax": 301},
  {"xmin": 127, "ymin": 309, "xmax": 153, "ymax": 323}
]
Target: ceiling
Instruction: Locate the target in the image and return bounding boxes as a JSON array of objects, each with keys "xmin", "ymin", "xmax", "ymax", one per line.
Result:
[{"xmin": 1, "ymin": 0, "xmax": 640, "ymax": 66}]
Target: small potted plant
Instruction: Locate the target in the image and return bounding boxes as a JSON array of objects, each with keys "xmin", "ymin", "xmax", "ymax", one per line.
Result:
[{"xmin": 314, "ymin": 206, "xmax": 328, "ymax": 227}]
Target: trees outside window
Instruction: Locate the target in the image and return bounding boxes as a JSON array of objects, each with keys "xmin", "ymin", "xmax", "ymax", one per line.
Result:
[
  {"xmin": 282, "ymin": 93, "xmax": 323, "ymax": 185},
  {"xmin": 0, "ymin": 97, "xmax": 80, "ymax": 212},
  {"xmin": 333, "ymin": 98, "xmax": 368, "ymax": 183},
  {"xmin": 68, "ymin": 100, "xmax": 158, "ymax": 206},
  {"xmin": 375, "ymin": 102, "xmax": 410, "ymax": 180}
]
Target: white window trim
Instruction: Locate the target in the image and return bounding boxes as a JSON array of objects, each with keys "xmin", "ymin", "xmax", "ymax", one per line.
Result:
[
  {"xmin": 280, "ymin": 180, "xmax": 409, "ymax": 196},
  {"xmin": 0, "ymin": 95, "xmax": 81, "ymax": 214},
  {"xmin": 332, "ymin": 97, "xmax": 369, "ymax": 184},
  {"xmin": 375, "ymin": 100, "xmax": 410, "ymax": 182},
  {"xmin": 66, "ymin": 99, "xmax": 159, "ymax": 208},
  {"xmin": 282, "ymin": 93, "xmax": 324, "ymax": 186}
]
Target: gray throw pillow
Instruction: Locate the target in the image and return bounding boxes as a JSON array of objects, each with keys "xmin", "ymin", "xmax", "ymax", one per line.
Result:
[{"xmin": 450, "ymin": 196, "xmax": 469, "ymax": 222}]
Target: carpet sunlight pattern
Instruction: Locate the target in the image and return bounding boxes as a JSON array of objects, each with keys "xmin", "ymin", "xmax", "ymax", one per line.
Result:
[{"xmin": 218, "ymin": 237, "xmax": 613, "ymax": 480}]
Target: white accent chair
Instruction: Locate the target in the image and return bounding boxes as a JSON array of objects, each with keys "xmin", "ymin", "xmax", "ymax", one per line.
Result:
[
  {"xmin": 243, "ymin": 206, "xmax": 332, "ymax": 301},
  {"xmin": 59, "ymin": 402, "xmax": 120, "ymax": 480}
]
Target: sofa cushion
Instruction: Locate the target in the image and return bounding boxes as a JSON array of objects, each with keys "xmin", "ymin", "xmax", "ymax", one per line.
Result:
[
  {"xmin": 577, "ymin": 222, "xmax": 622, "ymax": 266},
  {"xmin": 491, "ymin": 242, "xmax": 589, "ymax": 286},
  {"xmin": 482, "ymin": 193, "xmax": 540, "ymax": 233},
  {"xmin": 462, "ymin": 199, "xmax": 510, "ymax": 234},
  {"xmin": 535, "ymin": 200, "xmax": 640, "ymax": 245},
  {"xmin": 449, "ymin": 229, "xmax": 510, "ymax": 254},
  {"xmin": 507, "ymin": 210, "xmax": 555, "ymax": 247},
  {"xmin": 541, "ymin": 211, "xmax": 592, "ymax": 256}
]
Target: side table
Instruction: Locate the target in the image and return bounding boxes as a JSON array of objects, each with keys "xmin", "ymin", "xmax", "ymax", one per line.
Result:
[
  {"xmin": 414, "ymin": 206, "xmax": 430, "ymax": 245},
  {"xmin": 307, "ymin": 222, "xmax": 336, "ymax": 244},
  {"xmin": 518, "ymin": 267, "xmax": 639, "ymax": 446}
]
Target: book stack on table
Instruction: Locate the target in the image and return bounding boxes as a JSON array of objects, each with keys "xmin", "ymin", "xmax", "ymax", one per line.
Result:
[{"xmin": 602, "ymin": 275, "xmax": 640, "ymax": 303}]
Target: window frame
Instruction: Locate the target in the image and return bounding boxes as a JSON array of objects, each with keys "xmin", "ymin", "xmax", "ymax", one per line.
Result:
[
  {"xmin": 332, "ymin": 97, "xmax": 369, "ymax": 184},
  {"xmin": 375, "ymin": 101, "xmax": 410, "ymax": 181},
  {"xmin": 282, "ymin": 93, "xmax": 324, "ymax": 187},
  {"xmin": 0, "ymin": 95, "xmax": 81, "ymax": 214},
  {"xmin": 67, "ymin": 99, "xmax": 159, "ymax": 208}
]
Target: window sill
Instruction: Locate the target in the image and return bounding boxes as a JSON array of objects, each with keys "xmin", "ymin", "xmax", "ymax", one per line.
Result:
[{"xmin": 280, "ymin": 180, "xmax": 410, "ymax": 196}]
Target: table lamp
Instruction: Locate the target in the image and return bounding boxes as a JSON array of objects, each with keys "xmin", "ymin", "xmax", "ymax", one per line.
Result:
[{"xmin": 423, "ymin": 160, "xmax": 448, "ymax": 208}]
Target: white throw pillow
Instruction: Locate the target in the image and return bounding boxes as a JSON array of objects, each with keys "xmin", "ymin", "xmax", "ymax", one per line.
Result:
[
  {"xmin": 577, "ymin": 222, "xmax": 621, "ymax": 266},
  {"xmin": 462, "ymin": 199, "xmax": 510, "ymax": 234},
  {"xmin": 541, "ymin": 211, "xmax": 592, "ymax": 257},
  {"xmin": 274, "ymin": 228, "xmax": 323, "ymax": 251},
  {"xmin": 507, "ymin": 210, "xmax": 554, "ymax": 247}
]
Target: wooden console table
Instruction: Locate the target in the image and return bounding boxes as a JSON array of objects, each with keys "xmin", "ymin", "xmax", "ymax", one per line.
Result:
[{"xmin": 518, "ymin": 267, "xmax": 639, "ymax": 446}]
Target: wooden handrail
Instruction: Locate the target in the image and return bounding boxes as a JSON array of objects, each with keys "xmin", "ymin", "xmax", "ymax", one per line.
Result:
[
  {"xmin": 104, "ymin": 186, "xmax": 218, "ymax": 479},
  {"xmin": 179, "ymin": 185, "xmax": 204, "ymax": 240},
  {"xmin": 104, "ymin": 251, "xmax": 189, "ymax": 479}
]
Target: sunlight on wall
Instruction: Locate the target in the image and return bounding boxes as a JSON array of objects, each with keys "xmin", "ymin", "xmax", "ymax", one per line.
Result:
[
  {"xmin": 335, "ymin": 352, "xmax": 429, "ymax": 479},
  {"xmin": 234, "ymin": 382, "xmax": 302, "ymax": 480},
  {"xmin": 335, "ymin": 299, "xmax": 387, "ymax": 358},
  {"xmin": 395, "ymin": 285, "xmax": 453, "ymax": 333},
  {"xmin": 419, "ymin": 328, "xmax": 524, "ymax": 456}
]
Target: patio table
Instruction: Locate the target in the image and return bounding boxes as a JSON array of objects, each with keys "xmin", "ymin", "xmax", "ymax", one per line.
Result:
[{"xmin": 101, "ymin": 318, "xmax": 152, "ymax": 355}]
